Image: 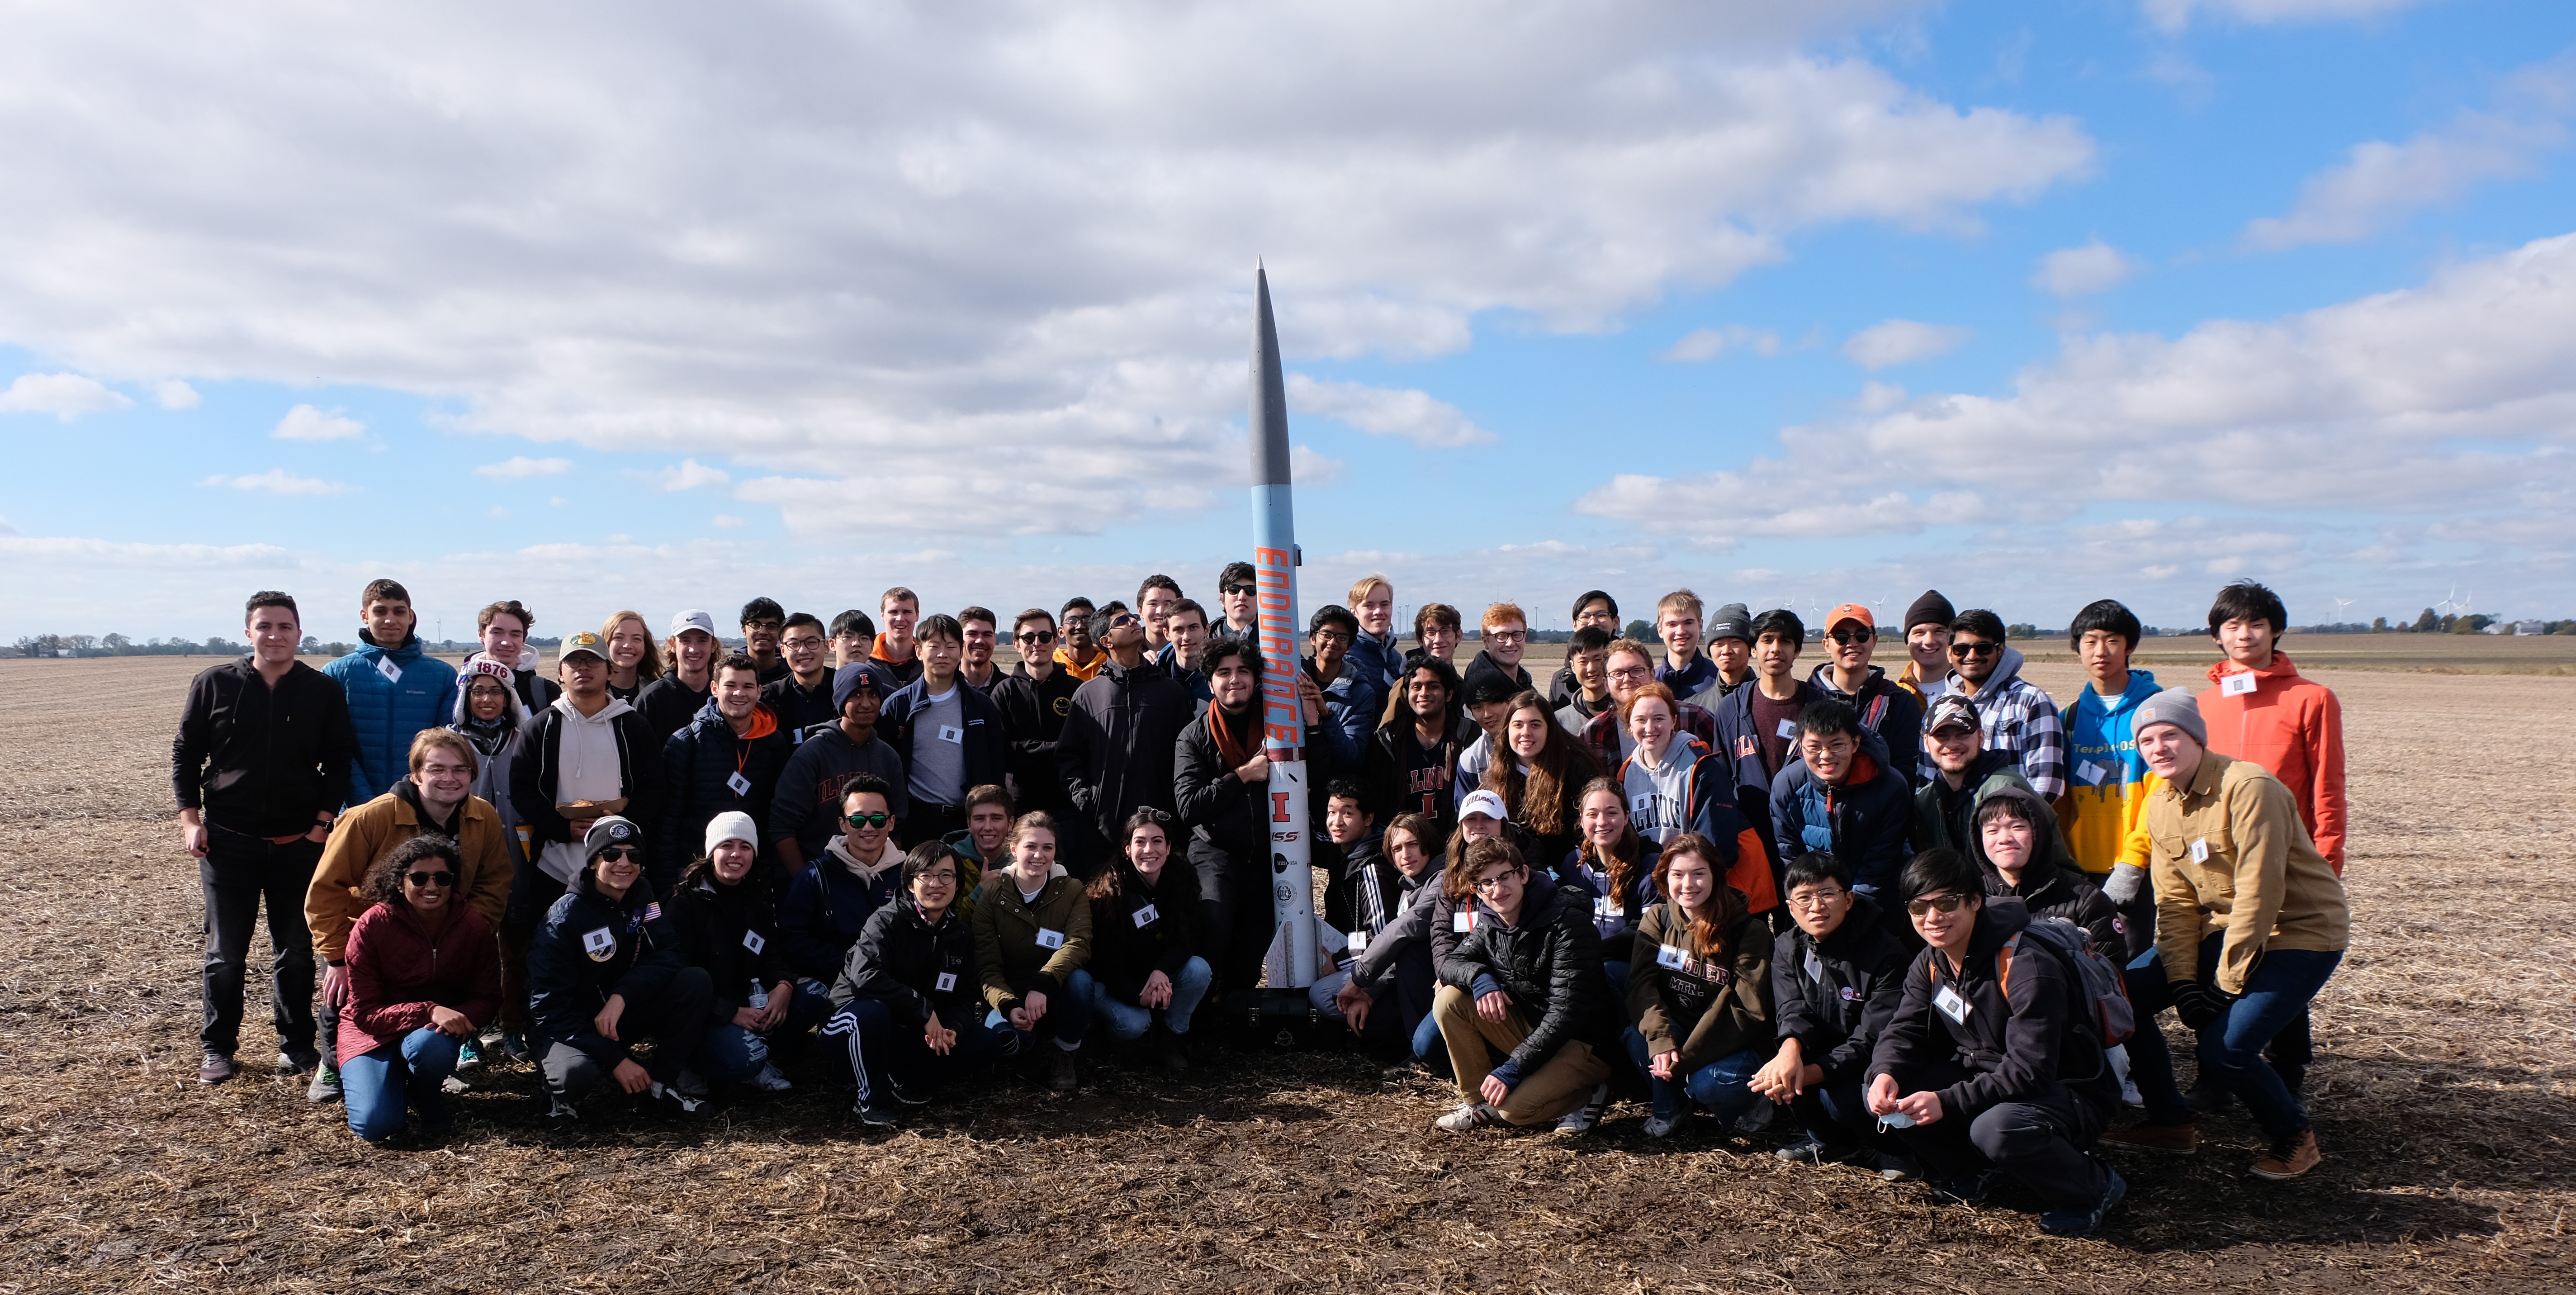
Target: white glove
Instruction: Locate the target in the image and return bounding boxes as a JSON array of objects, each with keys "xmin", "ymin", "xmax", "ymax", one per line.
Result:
[{"xmin": 2102, "ymin": 862, "xmax": 2147, "ymax": 904}]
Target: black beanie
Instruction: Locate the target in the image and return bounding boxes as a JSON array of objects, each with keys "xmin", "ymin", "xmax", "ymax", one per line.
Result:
[{"xmin": 1904, "ymin": 589, "xmax": 1956, "ymax": 633}]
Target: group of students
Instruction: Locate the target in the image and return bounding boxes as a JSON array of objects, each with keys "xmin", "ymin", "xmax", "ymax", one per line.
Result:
[{"xmin": 170, "ymin": 570, "xmax": 2351, "ymax": 1238}]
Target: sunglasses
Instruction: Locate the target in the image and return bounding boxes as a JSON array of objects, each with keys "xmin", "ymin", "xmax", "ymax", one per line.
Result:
[
  {"xmin": 844, "ymin": 811, "xmax": 892, "ymax": 828},
  {"xmin": 1828, "ymin": 629, "xmax": 1874, "ymax": 646},
  {"xmin": 1108, "ymin": 612, "xmax": 1138, "ymax": 628},
  {"xmin": 1017, "ymin": 630, "xmax": 1056, "ymax": 645},
  {"xmin": 595, "ymin": 847, "xmax": 639, "ymax": 863},
  {"xmin": 1949, "ymin": 641, "xmax": 2000, "ymax": 658},
  {"xmin": 1905, "ymin": 892, "xmax": 1970, "ymax": 917},
  {"xmin": 1223, "ymin": 583, "xmax": 1256, "ymax": 596},
  {"xmin": 405, "ymin": 870, "xmax": 455, "ymax": 887}
]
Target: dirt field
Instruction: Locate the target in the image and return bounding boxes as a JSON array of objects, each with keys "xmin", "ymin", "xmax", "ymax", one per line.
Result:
[{"xmin": 4, "ymin": 655, "xmax": 2571, "ymax": 1293}]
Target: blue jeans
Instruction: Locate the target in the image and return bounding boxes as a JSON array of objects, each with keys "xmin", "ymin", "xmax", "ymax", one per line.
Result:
[
  {"xmin": 985, "ymin": 968, "xmax": 1094, "ymax": 1050},
  {"xmin": 341, "ymin": 1027, "xmax": 461, "ymax": 1142},
  {"xmin": 2125, "ymin": 937, "xmax": 2343, "ymax": 1139},
  {"xmin": 833, "ymin": 997, "xmax": 1016, "ymax": 1102},
  {"xmin": 698, "ymin": 983, "xmax": 837, "ymax": 1081},
  {"xmin": 1087, "ymin": 957, "xmax": 1212, "ymax": 1039},
  {"xmin": 1622, "ymin": 1027, "xmax": 1764, "ymax": 1124}
]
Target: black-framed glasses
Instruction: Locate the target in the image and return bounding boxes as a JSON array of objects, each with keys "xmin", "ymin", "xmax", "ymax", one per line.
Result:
[
  {"xmin": 1828, "ymin": 629, "xmax": 1874, "ymax": 646},
  {"xmin": 1017, "ymin": 630, "xmax": 1056, "ymax": 645},
  {"xmin": 844, "ymin": 811, "xmax": 892, "ymax": 828},
  {"xmin": 1312, "ymin": 629, "xmax": 1353, "ymax": 646},
  {"xmin": 1486, "ymin": 630, "xmax": 1526, "ymax": 644},
  {"xmin": 1905, "ymin": 892, "xmax": 1970, "ymax": 917},
  {"xmin": 1949, "ymin": 641, "xmax": 1999, "ymax": 659},
  {"xmin": 405, "ymin": 870, "xmax": 455, "ymax": 887},
  {"xmin": 912, "ymin": 869, "xmax": 959, "ymax": 886}
]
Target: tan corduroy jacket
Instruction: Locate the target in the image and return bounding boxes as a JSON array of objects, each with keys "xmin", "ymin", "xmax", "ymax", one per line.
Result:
[
  {"xmin": 2145, "ymin": 749, "xmax": 2349, "ymax": 995},
  {"xmin": 306, "ymin": 789, "xmax": 515, "ymax": 963}
]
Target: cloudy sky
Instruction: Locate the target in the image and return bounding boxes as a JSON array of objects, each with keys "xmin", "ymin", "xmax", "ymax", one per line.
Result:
[{"xmin": 5, "ymin": 0, "xmax": 2572, "ymax": 641}]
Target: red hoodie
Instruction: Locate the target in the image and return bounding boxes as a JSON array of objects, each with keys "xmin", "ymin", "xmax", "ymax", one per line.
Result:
[{"xmin": 2198, "ymin": 651, "xmax": 2348, "ymax": 873}]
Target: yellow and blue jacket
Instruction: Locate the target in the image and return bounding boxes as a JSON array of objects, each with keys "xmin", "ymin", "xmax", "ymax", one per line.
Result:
[{"xmin": 2053, "ymin": 669, "xmax": 2159, "ymax": 877}]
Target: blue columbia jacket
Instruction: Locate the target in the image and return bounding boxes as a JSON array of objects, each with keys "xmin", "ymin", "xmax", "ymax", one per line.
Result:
[{"xmin": 323, "ymin": 632, "xmax": 458, "ymax": 806}]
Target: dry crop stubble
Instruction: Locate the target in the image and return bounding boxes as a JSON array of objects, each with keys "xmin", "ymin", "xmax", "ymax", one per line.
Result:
[{"xmin": 1, "ymin": 656, "xmax": 2571, "ymax": 1293}]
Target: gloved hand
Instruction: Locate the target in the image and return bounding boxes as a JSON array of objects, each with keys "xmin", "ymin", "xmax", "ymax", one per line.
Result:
[
  {"xmin": 2169, "ymin": 980, "xmax": 2226, "ymax": 1031},
  {"xmin": 2102, "ymin": 863, "xmax": 2148, "ymax": 905}
]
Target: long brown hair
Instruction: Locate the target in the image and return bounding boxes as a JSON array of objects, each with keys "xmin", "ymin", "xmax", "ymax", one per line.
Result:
[
  {"xmin": 1574, "ymin": 776, "xmax": 1645, "ymax": 903},
  {"xmin": 602, "ymin": 610, "xmax": 663, "ymax": 682},
  {"xmin": 1480, "ymin": 690, "xmax": 1599, "ymax": 838},
  {"xmin": 1653, "ymin": 832, "xmax": 1742, "ymax": 957}
]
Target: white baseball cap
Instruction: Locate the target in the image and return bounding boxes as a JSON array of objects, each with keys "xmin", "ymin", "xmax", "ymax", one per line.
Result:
[
  {"xmin": 667, "ymin": 608, "xmax": 719, "ymax": 639},
  {"xmin": 1458, "ymin": 789, "xmax": 1509, "ymax": 822}
]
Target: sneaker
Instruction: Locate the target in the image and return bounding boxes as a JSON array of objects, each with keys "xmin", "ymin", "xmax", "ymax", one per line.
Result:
[
  {"xmin": 2250, "ymin": 1128, "xmax": 2322, "ymax": 1180},
  {"xmin": 1877, "ymin": 1152, "xmax": 1925, "ymax": 1183},
  {"xmin": 1930, "ymin": 1170, "xmax": 2002, "ymax": 1206},
  {"xmin": 198, "ymin": 1052, "xmax": 238, "ymax": 1085},
  {"xmin": 671, "ymin": 1068, "xmax": 711, "ymax": 1098},
  {"xmin": 304, "ymin": 1061, "xmax": 342, "ymax": 1104},
  {"xmin": 2101, "ymin": 1119, "xmax": 2199, "ymax": 1156},
  {"xmin": 2185, "ymin": 1079, "xmax": 2234, "ymax": 1115},
  {"xmin": 1553, "ymin": 1084, "xmax": 1610, "ymax": 1136},
  {"xmin": 1435, "ymin": 1102, "xmax": 1497, "ymax": 1133},
  {"xmin": 2040, "ymin": 1167, "xmax": 2127, "ymax": 1238},
  {"xmin": 852, "ymin": 1097, "xmax": 900, "ymax": 1129},
  {"xmin": 441, "ymin": 1074, "xmax": 472, "ymax": 1096},
  {"xmin": 648, "ymin": 1081, "xmax": 710, "ymax": 1119},
  {"xmin": 1047, "ymin": 1046, "xmax": 1079, "ymax": 1093},
  {"xmin": 886, "ymin": 1077, "xmax": 931, "ymax": 1106},
  {"xmin": 1775, "ymin": 1134, "xmax": 1868, "ymax": 1166},
  {"xmin": 544, "ymin": 1096, "xmax": 581, "ymax": 1135},
  {"xmin": 499, "ymin": 1032, "xmax": 534, "ymax": 1064},
  {"xmin": 276, "ymin": 1048, "xmax": 320, "ymax": 1077},
  {"xmin": 1153, "ymin": 1025, "xmax": 1190, "ymax": 1074},
  {"xmin": 455, "ymin": 1038, "xmax": 485, "ymax": 1072},
  {"xmin": 748, "ymin": 1062, "xmax": 794, "ymax": 1094},
  {"xmin": 1643, "ymin": 1113, "xmax": 1689, "ymax": 1139},
  {"xmin": 1733, "ymin": 1101, "xmax": 1776, "ymax": 1134}
]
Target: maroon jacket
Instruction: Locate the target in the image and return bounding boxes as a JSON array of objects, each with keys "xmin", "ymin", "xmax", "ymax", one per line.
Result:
[{"xmin": 339, "ymin": 901, "xmax": 502, "ymax": 1063}]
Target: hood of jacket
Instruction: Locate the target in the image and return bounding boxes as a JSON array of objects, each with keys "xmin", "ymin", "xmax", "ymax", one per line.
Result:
[
  {"xmin": 2206, "ymin": 650, "xmax": 2303, "ymax": 689},
  {"xmin": 2088, "ymin": 668, "xmax": 2163, "ymax": 716},
  {"xmin": 1808, "ymin": 662, "xmax": 1894, "ymax": 701},
  {"xmin": 550, "ymin": 693, "xmax": 637, "ymax": 727},
  {"xmin": 450, "ymin": 669, "xmax": 530, "ymax": 735},
  {"xmin": 1954, "ymin": 645, "xmax": 2028, "ymax": 704},
  {"xmin": 689, "ymin": 694, "xmax": 779, "ymax": 740},
  {"xmin": 355, "ymin": 628, "xmax": 425, "ymax": 665},
  {"xmin": 1965, "ymin": 783, "xmax": 2079, "ymax": 876},
  {"xmin": 827, "ymin": 835, "xmax": 903, "ymax": 887}
]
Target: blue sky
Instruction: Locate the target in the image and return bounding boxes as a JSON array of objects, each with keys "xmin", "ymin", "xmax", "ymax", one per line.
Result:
[{"xmin": 5, "ymin": 0, "xmax": 2573, "ymax": 641}]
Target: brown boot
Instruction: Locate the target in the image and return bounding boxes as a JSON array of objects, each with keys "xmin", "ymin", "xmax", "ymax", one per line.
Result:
[
  {"xmin": 2101, "ymin": 1118, "xmax": 2198, "ymax": 1155},
  {"xmin": 2250, "ymin": 1128, "xmax": 2321, "ymax": 1180}
]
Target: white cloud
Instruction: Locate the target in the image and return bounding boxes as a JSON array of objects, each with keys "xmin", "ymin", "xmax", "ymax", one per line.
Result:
[
  {"xmin": 1287, "ymin": 375, "xmax": 1494, "ymax": 448},
  {"xmin": 2244, "ymin": 54, "xmax": 2573, "ymax": 250},
  {"xmin": 474, "ymin": 455, "xmax": 572, "ymax": 479},
  {"xmin": 200, "ymin": 469, "xmax": 352, "ymax": 496},
  {"xmin": 2032, "ymin": 241, "xmax": 2134, "ymax": 297},
  {"xmin": 154, "ymin": 379, "xmax": 199, "ymax": 409},
  {"xmin": 650, "ymin": 458, "xmax": 731, "ymax": 491},
  {"xmin": 0, "ymin": 372, "xmax": 131, "ymax": 420},
  {"xmin": 1290, "ymin": 444, "xmax": 1347, "ymax": 484},
  {"xmin": 0, "ymin": 2, "xmax": 2088, "ymax": 536},
  {"xmin": 1842, "ymin": 319, "xmax": 1971, "ymax": 368},
  {"xmin": 710, "ymin": 513, "xmax": 745, "ymax": 529},
  {"xmin": 2142, "ymin": 0, "xmax": 2432, "ymax": 32},
  {"xmin": 1577, "ymin": 231, "xmax": 2576, "ymax": 547},
  {"xmin": 272, "ymin": 403, "xmax": 365, "ymax": 441},
  {"xmin": 1661, "ymin": 325, "xmax": 1782, "ymax": 362},
  {"xmin": 0, "ymin": 516, "xmax": 17, "ymax": 536}
]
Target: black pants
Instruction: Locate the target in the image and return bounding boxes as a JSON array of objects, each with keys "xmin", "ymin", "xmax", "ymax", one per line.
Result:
[
  {"xmin": 899, "ymin": 802, "xmax": 967, "ymax": 851},
  {"xmin": 199, "ymin": 828, "xmax": 323, "ymax": 1057},
  {"xmin": 538, "ymin": 966, "xmax": 715, "ymax": 1100},
  {"xmin": 1885, "ymin": 1059, "xmax": 2113, "ymax": 1212},
  {"xmin": 1189, "ymin": 840, "xmax": 1272, "ymax": 996}
]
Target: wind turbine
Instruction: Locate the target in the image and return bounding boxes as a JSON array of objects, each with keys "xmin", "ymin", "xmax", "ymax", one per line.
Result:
[
  {"xmin": 2331, "ymin": 597, "xmax": 2355, "ymax": 625},
  {"xmin": 2434, "ymin": 583, "xmax": 2459, "ymax": 616}
]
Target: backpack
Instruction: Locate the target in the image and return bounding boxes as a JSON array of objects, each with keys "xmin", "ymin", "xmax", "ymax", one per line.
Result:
[{"xmin": 1998, "ymin": 916, "xmax": 2136, "ymax": 1048}]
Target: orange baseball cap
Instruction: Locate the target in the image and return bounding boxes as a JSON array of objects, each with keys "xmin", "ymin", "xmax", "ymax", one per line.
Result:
[{"xmin": 1826, "ymin": 603, "xmax": 1874, "ymax": 630}]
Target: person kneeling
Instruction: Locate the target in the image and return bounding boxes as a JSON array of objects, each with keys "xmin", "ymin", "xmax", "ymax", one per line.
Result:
[
  {"xmin": 338, "ymin": 835, "xmax": 500, "ymax": 1143},
  {"xmin": 973, "ymin": 813, "xmax": 1094, "ymax": 1092},
  {"xmin": 1751, "ymin": 852, "xmax": 1917, "ymax": 1179},
  {"xmin": 1431, "ymin": 838, "xmax": 1616, "ymax": 1135},
  {"xmin": 1086, "ymin": 808, "xmax": 1212, "ymax": 1071},
  {"xmin": 1866, "ymin": 849, "xmax": 2125, "ymax": 1237},
  {"xmin": 670, "ymin": 811, "xmax": 829, "ymax": 1097},
  {"xmin": 1623, "ymin": 832, "xmax": 1775, "ymax": 1139},
  {"xmin": 829, "ymin": 841, "xmax": 1014, "ymax": 1127},
  {"xmin": 526, "ymin": 817, "xmax": 714, "ymax": 1130}
]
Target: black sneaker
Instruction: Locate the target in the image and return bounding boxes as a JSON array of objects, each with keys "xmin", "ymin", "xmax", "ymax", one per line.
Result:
[
  {"xmin": 852, "ymin": 1097, "xmax": 900, "ymax": 1129},
  {"xmin": 276, "ymin": 1048, "xmax": 321, "ymax": 1077},
  {"xmin": 1877, "ymin": 1152, "xmax": 1925, "ymax": 1183},
  {"xmin": 2040, "ymin": 1167, "xmax": 2126, "ymax": 1238},
  {"xmin": 1152, "ymin": 1025, "xmax": 1190, "ymax": 1074},
  {"xmin": 1775, "ymin": 1135, "xmax": 1869, "ymax": 1167},
  {"xmin": 886, "ymin": 1077, "xmax": 931, "ymax": 1106},
  {"xmin": 544, "ymin": 1097, "xmax": 581, "ymax": 1135},
  {"xmin": 1931, "ymin": 1170, "xmax": 2002, "ymax": 1206},
  {"xmin": 648, "ymin": 1081, "xmax": 710, "ymax": 1119},
  {"xmin": 198, "ymin": 1052, "xmax": 238, "ymax": 1085},
  {"xmin": 1047, "ymin": 1046, "xmax": 1078, "ymax": 1093}
]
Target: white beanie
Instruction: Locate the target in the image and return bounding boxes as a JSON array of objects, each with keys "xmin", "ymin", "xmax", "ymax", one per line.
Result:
[{"xmin": 704, "ymin": 810, "xmax": 760, "ymax": 856}]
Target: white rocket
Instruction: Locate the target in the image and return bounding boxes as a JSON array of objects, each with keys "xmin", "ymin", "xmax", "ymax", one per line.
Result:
[{"xmin": 1248, "ymin": 266, "xmax": 1319, "ymax": 991}]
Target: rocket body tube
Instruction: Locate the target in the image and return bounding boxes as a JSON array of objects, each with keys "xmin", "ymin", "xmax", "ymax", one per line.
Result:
[{"xmin": 1249, "ymin": 269, "xmax": 1317, "ymax": 990}]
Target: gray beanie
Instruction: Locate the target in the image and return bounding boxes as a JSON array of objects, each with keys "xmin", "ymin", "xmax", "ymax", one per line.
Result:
[{"xmin": 2132, "ymin": 688, "xmax": 2206, "ymax": 745}]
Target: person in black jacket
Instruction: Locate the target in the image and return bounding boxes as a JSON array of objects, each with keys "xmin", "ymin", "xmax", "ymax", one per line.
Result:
[
  {"xmin": 1172, "ymin": 637, "xmax": 1327, "ymax": 997},
  {"xmin": 636, "ymin": 609, "xmax": 721, "ymax": 746},
  {"xmin": 1430, "ymin": 838, "xmax": 1616, "ymax": 1134},
  {"xmin": 1972, "ymin": 787, "xmax": 2121, "ymax": 951},
  {"xmin": 1083, "ymin": 807, "xmax": 1210, "ymax": 1071},
  {"xmin": 658, "ymin": 655, "xmax": 790, "ymax": 893},
  {"xmin": 172, "ymin": 591, "xmax": 358, "ymax": 1085},
  {"xmin": 989, "ymin": 608, "xmax": 1081, "ymax": 824},
  {"xmin": 1752, "ymin": 852, "xmax": 1917, "ymax": 1177},
  {"xmin": 1362, "ymin": 655, "xmax": 1469, "ymax": 858},
  {"xmin": 760, "ymin": 612, "xmax": 838, "ymax": 744},
  {"xmin": 879, "ymin": 615, "xmax": 1011, "ymax": 849},
  {"xmin": 1056, "ymin": 607, "xmax": 1195, "ymax": 878},
  {"xmin": 1325, "ymin": 812, "xmax": 1449, "ymax": 1072},
  {"xmin": 1866, "ymin": 849, "xmax": 2126, "ymax": 1238},
  {"xmin": 668, "ymin": 812, "xmax": 820, "ymax": 1096},
  {"xmin": 525, "ymin": 816, "xmax": 714, "ymax": 1130},
  {"xmin": 767, "ymin": 664, "xmax": 907, "ymax": 870},
  {"xmin": 825, "ymin": 840, "xmax": 1012, "ymax": 1127}
]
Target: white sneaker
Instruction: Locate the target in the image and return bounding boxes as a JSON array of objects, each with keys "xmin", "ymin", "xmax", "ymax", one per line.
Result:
[
  {"xmin": 1554, "ymin": 1084, "xmax": 1610, "ymax": 1136},
  {"xmin": 2109, "ymin": 1044, "xmax": 2144, "ymax": 1106},
  {"xmin": 748, "ymin": 1062, "xmax": 793, "ymax": 1093},
  {"xmin": 672, "ymin": 1068, "xmax": 711, "ymax": 1098},
  {"xmin": 1435, "ymin": 1102, "xmax": 1496, "ymax": 1132}
]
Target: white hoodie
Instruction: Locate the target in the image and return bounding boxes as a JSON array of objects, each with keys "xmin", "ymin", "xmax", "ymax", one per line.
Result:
[{"xmin": 537, "ymin": 694, "xmax": 640, "ymax": 884}]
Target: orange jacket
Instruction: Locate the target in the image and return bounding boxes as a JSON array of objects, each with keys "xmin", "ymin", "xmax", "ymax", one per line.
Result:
[{"xmin": 2196, "ymin": 651, "xmax": 2347, "ymax": 873}]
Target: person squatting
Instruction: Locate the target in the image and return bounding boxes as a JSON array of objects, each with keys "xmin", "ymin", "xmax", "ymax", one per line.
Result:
[{"xmin": 172, "ymin": 574, "xmax": 2350, "ymax": 1238}]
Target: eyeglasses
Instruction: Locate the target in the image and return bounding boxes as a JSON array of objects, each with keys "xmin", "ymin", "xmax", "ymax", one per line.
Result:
[
  {"xmin": 405, "ymin": 870, "xmax": 455, "ymax": 887},
  {"xmin": 1606, "ymin": 665, "xmax": 1652, "ymax": 682},
  {"xmin": 1905, "ymin": 892, "xmax": 1970, "ymax": 917},
  {"xmin": 1828, "ymin": 629, "xmax": 1874, "ymax": 646},
  {"xmin": 1017, "ymin": 631, "xmax": 1056, "ymax": 645},
  {"xmin": 744, "ymin": 620, "xmax": 783, "ymax": 632},
  {"xmin": 1485, "ymin": 630, "xmax": 1526, "ymax": 644},
  {"xmin": 595, "ymin": 847, "xmax": 638, "ymax": 863},
  {"xmin": 1312, "ymin": 630, "xmax": 1353, "ymax": 645},
  {"xmin": 1786, "ymin": 889, "xmax": 1845, "ymax": 909},
  {"xmin": 844, "ymin": 811, "xmax": 892, "ymax": 828},
  {"xmin": 781, "ymin": 636, "xmax": 825, "ymax": 650},
  {"xmin": 913, "ymin": 870, "xmax": 958, "ymax": 886},
  {"xmin": 1949, "ymin": 641, "xmax": 1999, "ymax": 659},
  {"xmin": 1470, "ymin": 869, "xmax": 1523, "ymax": 893}
]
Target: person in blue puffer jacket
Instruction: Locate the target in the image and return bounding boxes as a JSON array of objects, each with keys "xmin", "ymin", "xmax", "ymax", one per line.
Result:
[
  {"xmin": 323, "ymin": 579, "xmax": 459, "ymax": 806},
  {"xmin": 1769, "ymin": 699, "xmax": 1913, "ymax": 903}
]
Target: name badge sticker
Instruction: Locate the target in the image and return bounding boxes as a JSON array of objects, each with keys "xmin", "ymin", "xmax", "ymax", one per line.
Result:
[
  {"xmin": 582, "ymin": 927, "xmax": 616, "ymax": 961},
  {"xmin": 1347, "ymin": 930, "xmax": 1368, "ymax": 952},
  {"xmin": 1035, "ymin": 927, "xmax": 1065, "ymax": 949},
  {"xmin": 2222, "ymin": 671, "xmax": 2259, "ymax": 697},
  {"xmin": 741, "ymin": 929, "xmax": 766, "ymax": 955},
  {"xmin": 1132, "ymin": 904, "xmax": 1159, "ymax": 928},
  {"xmin": 1656, "ymin": 944, "xmax": 1687, "ymax": 971},
  {"xmin": 934, "ymin": 971, "xmax": 957, "ymax": 992},
  {"xmin": 1934, "ymin": 983, "xmax": 1971, "ymax": 1024},
  {"xmin": 375, "ymin": 657, "xmax": 402, "ymax": 684},
  {"xmin": 726, "ymin": 771, "xmax": 753, "ymax": 797},
  {"xmin": 1803, "ymin": 949, "xmax": 1825, "ymax": 983},
  {"xmin": 938, "ymin": 724, "xmax": 965, "ymax": 745},
  {"xmin": 1775, "ymin": 718, "xmax": 1799, "ymax": 740},
  {"xmin": 1594, "ymin": 896, "xmax": 1615, "ymax": 918},
  {"xmin": 2077, "ymin": 759, "xmax": 2107, "ymax": 787},
  {"xmin": 1452, "ymin": 911, "xmax": 1473, "ymax": 934},
  {"xmin": 2189, "ymin": 839, "xmax": 2211, "ymax": 864}
]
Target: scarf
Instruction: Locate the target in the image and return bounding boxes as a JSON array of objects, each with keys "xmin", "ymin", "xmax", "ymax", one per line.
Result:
[{"xmin": 1210, "ymin": 701, "xmax": 1260, "ymax": 772}]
